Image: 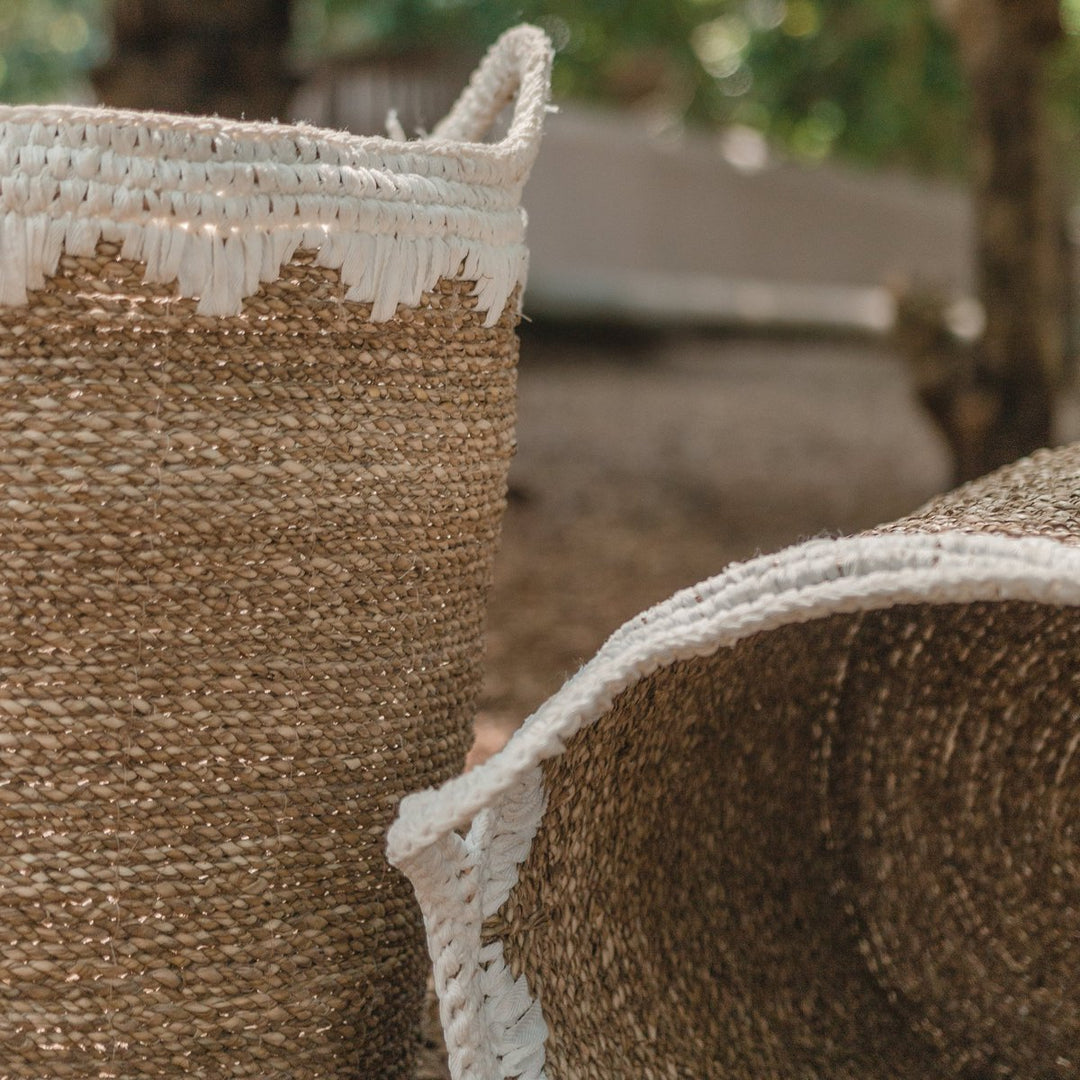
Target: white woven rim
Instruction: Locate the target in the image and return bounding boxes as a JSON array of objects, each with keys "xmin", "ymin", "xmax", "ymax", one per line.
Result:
[
  {"xmin": 388, "ymin": 530, "xmax": 1080, "ymax": 1080},
  {"xmin": 0, "ymin": 24, "xmax": 552, "ymax": 323}
]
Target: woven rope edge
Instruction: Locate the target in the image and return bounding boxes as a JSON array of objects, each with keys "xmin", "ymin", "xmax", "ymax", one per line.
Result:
[
  {"xmin": 388, "ymin": 530, "xmax": 1080, "ymax": 1080},
  {"xmin": 0, "ymin": 25, "xmax": 552, "ymax": 323}
]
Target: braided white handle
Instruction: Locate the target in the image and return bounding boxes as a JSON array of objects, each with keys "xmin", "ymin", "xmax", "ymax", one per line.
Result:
[{"xmin": 432, "ymin": 25, "xmax": 553, "ymax": 177}]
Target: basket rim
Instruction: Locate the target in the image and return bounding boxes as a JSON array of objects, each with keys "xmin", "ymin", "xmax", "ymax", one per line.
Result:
[
  {"xmin": 0, "ymin": 26, "xmax": 553, "ymax": 321},
  {"xmin": 389, "ymin": 528, "xmax": 1080, "ymax": 863},
  {"xmin": 0, "ymin": 25, "xmax": 553, "ymax": 187}
]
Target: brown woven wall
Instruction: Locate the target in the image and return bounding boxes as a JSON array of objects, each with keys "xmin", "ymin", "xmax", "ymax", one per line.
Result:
[
  {"xmin": 484, "ymin": 448, "xmax": 1080, "ymax": 1077},
  {"xmin": 0, "ymin": 245, "xmax": 518, "ymax": 1077}
]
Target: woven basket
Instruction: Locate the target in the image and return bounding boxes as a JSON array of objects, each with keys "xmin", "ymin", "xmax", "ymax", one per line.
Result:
[
  {"xmin": 0, "ymin": 25, "xmax": 550, "ymax": 1079},
  {"xmin": 390, "ymin": 444, "xmax": 1080, "ymax": 1079}
]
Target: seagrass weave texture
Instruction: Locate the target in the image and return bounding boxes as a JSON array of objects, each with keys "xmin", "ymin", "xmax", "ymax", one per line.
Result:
[
  {"xmin": 390, "ymin": 445, "xmax": 1080, "ymax": 1080},
  {"xmin": 0, "ymin": 23, "xmax": 552, "ymax": 1080},
  {"xmin": 0, "ymin": 247, "xmax": 516, "ymax": 1078}
]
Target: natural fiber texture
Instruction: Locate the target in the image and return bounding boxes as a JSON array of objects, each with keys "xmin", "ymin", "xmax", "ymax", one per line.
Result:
[
  {"xmin": 0, "ymin": 24, "xmax": 551, "ymax": 1080},
  {"xmin": 390, "ymin": 447, "xmax": 1080, "ymax": 1079},
  {"xmin": 0, "ymin": 26, "xmax": 551, "ymax": 323},
  {"xmin": 876, "ymin": 441, "xmax": 1080, "ymax": 545}
]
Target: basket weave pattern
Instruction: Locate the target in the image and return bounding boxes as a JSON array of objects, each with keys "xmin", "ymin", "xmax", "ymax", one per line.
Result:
[
  {"xmin": 499, "ymin": 600, "xmax": 1080, "ymax": 1077},
  {"xmin": 0, "ymin": 240, "xmax": 519, "ymax": 1076}
]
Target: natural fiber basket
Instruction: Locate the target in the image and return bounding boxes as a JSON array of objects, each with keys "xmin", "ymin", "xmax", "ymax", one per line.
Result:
[
  {"xmin": 0, "ymin": 25, "xmax": 550, "ymax": 1079},
  {"xmin": 390, "ymin": 444, "xmax": 1080, "ymax": 1079}
]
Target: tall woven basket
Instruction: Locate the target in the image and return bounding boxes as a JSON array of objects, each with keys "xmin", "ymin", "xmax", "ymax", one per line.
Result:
[
  {"xmin": 0, "ymin": 25, "xmax": 551, "ymax": 1079},
  {"xmin": 390, "ymin": 445, "xmax": 1080, "ymax": 1079}
]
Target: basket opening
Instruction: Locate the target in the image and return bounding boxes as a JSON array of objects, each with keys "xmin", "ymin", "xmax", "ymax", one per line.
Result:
[{"xmin": 489, "ymin": 600, "xmax": 1080, "ymax": 1077}]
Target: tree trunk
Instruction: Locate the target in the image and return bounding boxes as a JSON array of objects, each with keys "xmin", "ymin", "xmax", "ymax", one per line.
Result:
[
  {"xmin": 92, "ymin": 0, "xmax": 295, "ymax": 122},
  {"xmin": 934, "ymin": 0, "xmax": 1067, "ymax": 482}
]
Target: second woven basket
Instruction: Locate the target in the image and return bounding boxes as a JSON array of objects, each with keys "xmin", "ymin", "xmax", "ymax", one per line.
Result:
[
  {"xmin": 0, "ymin": 24, "xmax": 551, "ymax": 1080},
  {"xmin": 391, "ymin": 444, "xmax": 1080, "ymax": 1079}
]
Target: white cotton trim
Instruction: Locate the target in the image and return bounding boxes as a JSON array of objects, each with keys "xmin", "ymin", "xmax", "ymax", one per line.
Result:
[{"xmin": 0, "ymin": 26, "xmax": 553, "ymax": 326}]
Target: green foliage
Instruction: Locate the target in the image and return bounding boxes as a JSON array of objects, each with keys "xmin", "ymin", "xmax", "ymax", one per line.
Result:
[
  {"xmin": 4, "ymin": 0, "xmax": 1080, "ymax": 185},
  {"xmin": 730, "ymin": 0, "xmax": 969, "ymax": 174},
  {"xmin": 1048, "ymin": 9, "xmax": 1080, "ymax": 183},
  {"xmin": 292, "ymin": 0, "xmax": 515, "ymax": 60},
  {"xmin": 299, "ymin": 0, "xmax": 971, "ymax": 175},
  {"xmin": 0, "ymin": 0, "xmax": 107, "ymax": 103}
]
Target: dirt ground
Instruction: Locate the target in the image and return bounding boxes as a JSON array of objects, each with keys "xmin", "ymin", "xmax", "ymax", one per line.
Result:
[
  {"xmin": 475, "ymin": 326, "xmax": 954, "ymax": 743},
  {"xmin": 413, "ymin": 326, "xmax": 1080, "ymax": 1077}
]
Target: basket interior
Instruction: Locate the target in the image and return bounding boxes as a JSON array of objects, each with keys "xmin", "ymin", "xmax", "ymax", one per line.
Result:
[{"xmin": 491, "ymin": 600, "xmax": 1080, "ymax": 1078}]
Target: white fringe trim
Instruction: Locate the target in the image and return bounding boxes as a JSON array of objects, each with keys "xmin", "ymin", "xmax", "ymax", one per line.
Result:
[
  {"xmin": 0, "ymin": 26, "xmax": 553, "ymax": 325},
  {"xmin": 388, "ymin": 530, "xmax": 1080, "ymax": 1080}
]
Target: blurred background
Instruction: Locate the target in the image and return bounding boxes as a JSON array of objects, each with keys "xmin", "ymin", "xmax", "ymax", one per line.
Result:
[{"xmin": 4, "ymin": 0, "xmax": 1080, "ymax": 753}]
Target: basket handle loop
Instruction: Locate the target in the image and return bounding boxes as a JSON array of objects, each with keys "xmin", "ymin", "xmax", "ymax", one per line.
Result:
[
  {"xmin": 432, "ymin": 24, "xmax": 553, "ymax": 175},
  {"xmin": 393, "ymin": 830, "xmax": 499, "ymax": 1080}
]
